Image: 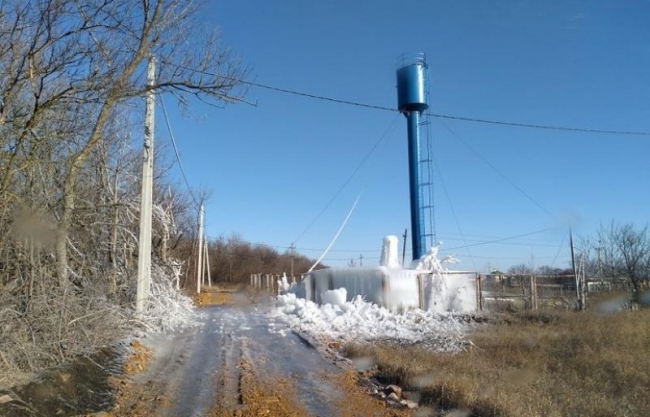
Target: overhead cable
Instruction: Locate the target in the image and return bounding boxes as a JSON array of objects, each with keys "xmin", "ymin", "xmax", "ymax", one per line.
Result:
[
  {"xmin": 162, "ymin": 61, "xmax": 650, "ymax": 137},
  {"xmin": 159, "ymin": 97, "xmax": 200, "ymax": 207},
  {"xmin": 437, "ymin": 120, "xmax": 555, "ymax": 219},
  {"xmin": 431, "ymin": 138, "xmax": 477, "ymax": 269},
  {"xmin": 440, "ymin": 228, "xmax": 554, "ymax": 252},
  {"xmin": 292, "ymin": 114, "xmax": 400, "ymax": 244}
]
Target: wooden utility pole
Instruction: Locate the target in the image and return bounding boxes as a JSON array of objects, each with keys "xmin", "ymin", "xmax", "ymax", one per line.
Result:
[
  {"xmin": 530, "ymin": 275, "xmax": 538, "ymax": 311},
  {"xmin": 196, "ymin": 204, "xmax": 204, "ymax": 294},
  {"xmin": 359, "ymin": 254, "xmax": 364, "ymax": 267},
  {"xmin": 136, "ymin": 55, "xmax": 155, "ymax": 313}
]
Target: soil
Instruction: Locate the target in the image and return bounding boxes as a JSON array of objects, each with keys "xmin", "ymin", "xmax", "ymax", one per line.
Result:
[
  {"xmin": 0, "ymin": 346, "xmax": 125, "ymax": 417},
  {"xmin": 0, "ymin": 289, "xmax": 414, "ymax": 417}
]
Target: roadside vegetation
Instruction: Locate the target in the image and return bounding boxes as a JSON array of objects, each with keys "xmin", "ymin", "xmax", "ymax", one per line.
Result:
[
  {"xmin": 346, "ymin": 309, "xmax": 650, "ymax": 417},
  {"xmin": 0, "ymin": 0, "xmax": 248, "ymax": 390}
]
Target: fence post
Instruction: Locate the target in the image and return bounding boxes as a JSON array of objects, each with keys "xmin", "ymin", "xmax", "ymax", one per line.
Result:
[
  {"xmin": 530, "ymin": 275, "xmax": 538, "ymax": 311},
  {"xmin": 476, "ymin": 274, "xmax": 483, "ymax": 311},
  {"xmin": 418, "ymin": 274, "xmax": 425, "ymax": 310}
]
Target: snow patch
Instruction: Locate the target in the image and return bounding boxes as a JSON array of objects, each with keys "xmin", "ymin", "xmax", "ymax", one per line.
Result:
[
  {"xmin": 321, "ymin": 288, "xmax": 347, "ymax": 307},
  {"xmin": 270, "ymin": 293, "xmax": 468, "ymax": 353},
  {"xmin": 137, "ymin": 264, "xmax": 200, "ymax": 333}
]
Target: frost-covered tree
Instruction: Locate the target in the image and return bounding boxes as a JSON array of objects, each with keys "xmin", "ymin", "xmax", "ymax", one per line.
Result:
[
  {"xmin": 0, "ymin": 0, "xmax": 249, "ymax": 285},
  {"xmin": 0, "ymin": 0, "xmax": 248, "ymax": 388}
]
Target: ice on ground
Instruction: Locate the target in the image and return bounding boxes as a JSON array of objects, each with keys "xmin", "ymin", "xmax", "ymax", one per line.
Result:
[
  {"xmin": 321, "ymin": 288, "xmax": 347, "ymax": 307},
  {"xmin": 281, "ymin": 237, "xmax": 476, "ymax": 316},
  {"xmin": 270, "ymin": 292, "xmax": 468, "ymax": 353},
  {"xmin": 137, "ymin": 264, "xmax": 200, "ymax": 333}
]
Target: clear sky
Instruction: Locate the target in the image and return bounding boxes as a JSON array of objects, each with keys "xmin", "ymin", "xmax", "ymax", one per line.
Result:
[{"xmin": 159, "ymin": 0, "xmax": 649, "ymax": 272}]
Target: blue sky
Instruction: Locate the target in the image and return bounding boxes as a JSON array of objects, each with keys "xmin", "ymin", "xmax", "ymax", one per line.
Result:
[{"xmin": 159, "ymin": 0, "xmax": 649, "ymax": 271}]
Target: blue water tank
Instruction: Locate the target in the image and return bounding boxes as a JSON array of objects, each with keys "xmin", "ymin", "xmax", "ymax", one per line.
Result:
[{"xmin": 396, "ymin": 53, "xmax": 429, "ymax": 113}]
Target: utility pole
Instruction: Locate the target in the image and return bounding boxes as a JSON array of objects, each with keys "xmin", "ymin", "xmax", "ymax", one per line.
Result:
[
  {"xmin": 570, "ymin": 229, "xmax": 582, "ymax": 311},
  {"xmin": 597, "ymin": 240, "xmax": 603, "ymax": 280},
  {"xmin": 290, "ymin": 242, "xmax": 295, "ymax": 278},
  {"xmin": 359, "ymin": 254, "xmax": 364, "ymax": 267},
  {"xmin": 204, "ymin": 238, "xmax": 212, "ymax": 287},
  {"xmin": 136, "ymin": 55, "xmax": 156, "ymax": 313},
  {"xmin": 402, "ymin": 228, "xmax": 408, "ymax": 266},
  {"xmin": 196, "ymin": 204, "xmax": 204, "ymax": 294}
]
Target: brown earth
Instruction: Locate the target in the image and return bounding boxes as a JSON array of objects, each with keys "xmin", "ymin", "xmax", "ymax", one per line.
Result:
[
  {"xmin": 97, "ymin": 290, "xmax": 413, "ymax": 417},
  {"xmin": 195, "ymin": 285, "xmax": 249, "ymax": 307}
]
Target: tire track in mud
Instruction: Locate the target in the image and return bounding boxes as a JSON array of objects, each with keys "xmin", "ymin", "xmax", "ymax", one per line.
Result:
[
  {"xmin": 111, "ymin": 307, "xmax": 231, "ymax": 417},
  {"xmin": 111, "ymin": 302, "xmax": 409, "ymax": 417},
  {"xmin": 215, "ymin": 331, "xmax": 243, "ymax": 410}
]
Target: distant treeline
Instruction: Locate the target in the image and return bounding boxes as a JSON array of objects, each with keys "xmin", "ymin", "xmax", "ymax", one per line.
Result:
[{"xmin": 176, "ymin": 234, "xmax": 325, "ymax": 286}]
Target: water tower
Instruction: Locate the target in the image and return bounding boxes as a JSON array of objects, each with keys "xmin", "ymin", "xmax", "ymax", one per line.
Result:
[{"xmin": 396, "ymin": 53, "xmax": 430, "ymax": 261}]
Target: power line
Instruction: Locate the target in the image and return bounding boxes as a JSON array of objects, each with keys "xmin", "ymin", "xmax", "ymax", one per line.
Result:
[
  {"xmin": 159, "ymin": 97, "xmax": 200, "ymax": 207},
  {"xmin": 251, "ymin": 81, "xmax": 650, "ymax": 136},
  {"xmin": 292, "ymin": 114, "xmax": 400, "ymax": 244},
  {"xmin": 161, "ymin": 61, "xmax": 650, "ymax": 136},
  {"xmin": 436, "ymin": 237, "xmax": 559, "ymax": 248},
  {"xmin": 233, "ymin": 240, "xmax": 383, "ymax": 253},
  {"xmin": 430, "ymin": 113, "xmax": 650, "ymax": 136},
  {"xmin": 437, "ymin": 119, "xmax": 555, "ymax": 218},
  {"xmin": 549, "ymin": 233, "xmax": 568, "ymax": 268},
  {"xmin": 468, "ymin": 254, "xmax": 558, "ymax": 260},
  {"xmin": 431, "ymin": 138, "xmax": 477, "ymax": 269},
  {"xmin": 440, "ymin": 228, "xmax": 554, "ymax": 252},
  {"xmin": 323, "ymin": 256, "xmax": 381, "ymax": 261}
]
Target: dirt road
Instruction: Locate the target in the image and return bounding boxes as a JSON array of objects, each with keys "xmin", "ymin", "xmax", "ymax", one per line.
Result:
[{"xmin": 111, "ymin": 294, "xmax": 409, "ymax": 417}]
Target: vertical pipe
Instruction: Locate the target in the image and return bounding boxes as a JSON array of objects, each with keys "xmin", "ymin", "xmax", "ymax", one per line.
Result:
[{"xmin": 407, "ymin": 111, "xmax": 425, "ymax": 260}]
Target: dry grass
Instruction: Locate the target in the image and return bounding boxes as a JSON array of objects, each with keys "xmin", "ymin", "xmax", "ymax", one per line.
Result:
[{"xmin": 345, "ymin": 310, "xmax": 650, "ymax": 417}]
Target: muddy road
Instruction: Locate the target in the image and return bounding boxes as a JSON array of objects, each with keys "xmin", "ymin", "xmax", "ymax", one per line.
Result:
[{"xmin": 111, "ymin": 294, "xmax": 409, "ymax": 417}]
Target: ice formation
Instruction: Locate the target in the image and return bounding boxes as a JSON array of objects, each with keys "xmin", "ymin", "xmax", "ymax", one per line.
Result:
[
  {"xmin": 270, "ymin": 292, "xmax": 468, "ymax": 353},
  {"xmin": 278, "ymin": 272, "xmax": 291, "ymax": 294},
  {"xmin": 139, "ymin": 264, "xmax": 200, "ymax": 332},
  {"xmin": 283, "ymin": 236, "xmax": 476, "ymax": 313},
  {"xmin": 379, "ymin": 235, "xmax": 400, "ymax": 268},
  {"xmin": 320, "ymin": 288, "xmax": 348, "ymax": 307}
]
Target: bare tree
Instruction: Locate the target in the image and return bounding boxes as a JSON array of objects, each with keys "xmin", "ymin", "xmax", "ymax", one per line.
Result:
[
  {"xmin": 0, "ymin": 0, "xmax": 248, "ymax": 285},
  {"xmin": 0, "ymin": 0, "xmax": 249, "ymax": 387},
  {"xmin": 508, "ymin": 263, "xmax": 533, "ymax": 275},
  {"xmin": 597, "ymin": 222, "xmax": 650, "ymax": 298}
]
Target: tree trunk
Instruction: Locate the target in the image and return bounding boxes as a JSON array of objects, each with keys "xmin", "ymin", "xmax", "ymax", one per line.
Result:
[{"xmin": 55, "ymin": 228, "xmax": 68, "ymax": 286}]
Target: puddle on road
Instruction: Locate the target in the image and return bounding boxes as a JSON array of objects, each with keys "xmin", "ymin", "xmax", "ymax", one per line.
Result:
[{"xmin": 0, "ymin": 346, "xmax": 125, "ymax": 417}]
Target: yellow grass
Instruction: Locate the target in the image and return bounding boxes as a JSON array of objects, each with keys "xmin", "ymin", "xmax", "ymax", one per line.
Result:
[{"xmin": 345, "ymin": 310, "xmax": 650, "ymax": 417}]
